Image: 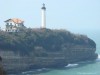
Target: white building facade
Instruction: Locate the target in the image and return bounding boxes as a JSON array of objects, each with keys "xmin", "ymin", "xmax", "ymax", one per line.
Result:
[{"xmin": 4, "ymin": 18, "xmax": 25, "ymax": 32}]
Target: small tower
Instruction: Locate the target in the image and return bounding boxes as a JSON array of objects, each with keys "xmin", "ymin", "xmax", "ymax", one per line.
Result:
[{"xmin": 41, "ymin": 3, "xmax": 46, "ymax": 28}]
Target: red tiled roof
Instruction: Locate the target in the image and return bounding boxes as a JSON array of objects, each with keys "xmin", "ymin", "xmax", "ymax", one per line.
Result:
[
  {"xmin": 5, "ymin": 18, "xmax": 24, "ymax": 24},
  {"xmin": 11, "ymin": 18, "xmax": 24, "ymax": 23}
]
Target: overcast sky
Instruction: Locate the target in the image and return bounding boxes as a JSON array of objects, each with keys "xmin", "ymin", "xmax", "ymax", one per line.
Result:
[{"xmin": 0, "ymin": 0, "xmax": 100, "ymax": 34}]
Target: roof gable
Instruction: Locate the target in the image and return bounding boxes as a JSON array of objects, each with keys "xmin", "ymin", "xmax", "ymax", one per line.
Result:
[{"xmin": 4, "ymin": 19, "xmax": 12, "ymax": 22}]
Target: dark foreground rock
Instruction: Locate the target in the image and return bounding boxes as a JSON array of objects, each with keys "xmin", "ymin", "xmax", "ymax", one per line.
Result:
[
  {"xmin": 0, "ymin": 57, "xmax": 6, "ymax": 75},
  {"xmin": 0, "ymin": 67, "xmax": 6, "ymax": 75},
  {"xmin": 0, "ymin": 28, "xmax": 98, "ymax": 73}
]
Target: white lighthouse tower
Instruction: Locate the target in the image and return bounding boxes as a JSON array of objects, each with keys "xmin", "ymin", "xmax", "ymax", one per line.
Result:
[{"xmin": 41, "ymin": 3, "xmax": 46, "ymax": 28}]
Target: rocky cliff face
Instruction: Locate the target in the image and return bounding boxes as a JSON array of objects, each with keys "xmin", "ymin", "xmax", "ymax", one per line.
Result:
[
  {"xmin": 0, "ymin": 29, "xmax": 98, "ymax": 73},
  {"xmin": 0, "ymin": 56, "xmax": 6, "ymax": 75}
]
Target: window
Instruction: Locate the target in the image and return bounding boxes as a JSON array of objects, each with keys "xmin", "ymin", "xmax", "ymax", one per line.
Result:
[
  {"xmin": 10, "ymin": 23, "xmax": 12, "ymax": 25},
  {"xmin": 7, "ymin": 23, "xmax": 9, "ymax": 25}
]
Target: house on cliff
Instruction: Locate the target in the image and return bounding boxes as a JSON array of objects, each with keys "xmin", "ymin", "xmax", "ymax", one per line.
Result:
[{"xmin": 4, "ymin": 18, "xmax": 25, "ymax": 32}]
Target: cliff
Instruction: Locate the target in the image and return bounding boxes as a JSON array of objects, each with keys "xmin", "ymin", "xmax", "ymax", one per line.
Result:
[{"xmin": 0, "ymin": 28, "xmax": 98, "ymax": 73}]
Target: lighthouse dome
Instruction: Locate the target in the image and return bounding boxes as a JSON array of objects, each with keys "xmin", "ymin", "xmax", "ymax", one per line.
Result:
[{"xmin": 41, "ymin": 4, "xmax": 46, "ymax": 10}]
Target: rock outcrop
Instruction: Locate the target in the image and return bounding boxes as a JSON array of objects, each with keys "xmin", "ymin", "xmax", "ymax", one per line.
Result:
[
  {"xmin": 0, "ymin": 56, "xmax": 6, "ymax": 75},
  {"xmin": 0, "ymin": 28, "xmax": 98, "ymax": 73}
]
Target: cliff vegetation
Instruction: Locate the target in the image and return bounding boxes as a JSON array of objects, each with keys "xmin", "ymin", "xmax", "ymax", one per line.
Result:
[{"xmin": 0, "ymin": 28, "xmax": 96, "ymax": 55}]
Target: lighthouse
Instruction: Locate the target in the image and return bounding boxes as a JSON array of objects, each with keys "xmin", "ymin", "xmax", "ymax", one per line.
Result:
[{"xmin": 41, "ymin": 3, "xmax": 46, "ymax": 28}]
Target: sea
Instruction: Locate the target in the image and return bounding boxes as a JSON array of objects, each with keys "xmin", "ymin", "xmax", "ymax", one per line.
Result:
[{"xmin": 9, "ymin": 30, "xmax": 100, "ymax": 75}]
